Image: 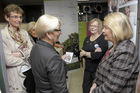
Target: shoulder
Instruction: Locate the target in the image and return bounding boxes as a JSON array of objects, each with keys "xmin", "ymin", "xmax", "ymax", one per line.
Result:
[
  {"xmin": 20, "ymin": 28, "xmax": 30, "ymax": 39},
  {"xmin": 1, "ymin": 25, "xmax": 8, "ymax": 34},
  {"xmin": 114, "ymin": 40, "xmax": 137, "ymax": 57},
  {"xmin": 116, "ymin": 40, "xmax": 135, "ymax": 51},
  {"xmin": 84, "ymin": 36, "xmax": 90, "ymax": 41},
  {"xmin": 20, "ymin": 28, "xmax": 28, "ymax": 35},
  {"xmin": 1, "ymin": 26, "xmax": 9, "ymax": 39},
  {"xmin": 99, "ymin": 34, "xmax": 106, "ymax": 41},
  {"xmin": 98, "ymin": 34, "xmax": 108, "ymax": 45}
]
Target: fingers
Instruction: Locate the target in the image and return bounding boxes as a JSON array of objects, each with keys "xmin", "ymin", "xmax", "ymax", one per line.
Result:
[
  {"xmin": 80, "ymin": 50, "xmax": 86, "ymax": 57},
  {"xmin": 95, "ymin": 48, "xmax": 102, "ymax": 52}
]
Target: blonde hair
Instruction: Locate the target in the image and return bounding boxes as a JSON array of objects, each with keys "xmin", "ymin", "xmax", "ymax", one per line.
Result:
[
  {"xmin": 35, "ymin": 14, "xmax": 60, "ymax": 39},
  {"xmin": 4, "ymin": 4, "xmax": 24, "ymax": 17},
  {"xmin": 89, "ymin": 18, "xmax": 103, "ymax": 34},
  {"xmin": 27, "ymin": 21, "xmax": 36, "ymax": 32},
  {"xmin": 103, "ymin": 12, "xmax": 133, "ymax": 44}
]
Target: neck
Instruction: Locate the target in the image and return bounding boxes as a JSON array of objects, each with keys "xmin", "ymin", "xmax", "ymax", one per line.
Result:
[
  {"xmin": 9, "ymin": 25, "xmax": 19, "ymax": 32},
  {"xmin": 90, "ymin": 33, "xmax": 100, "ymax": 41},
  {"xmin": 92, "ymin": 32, "xmax": 99, "ymax": 36},
  {"xmin": 42, "ymin": 38, "xmax": 54, "ymax": 46},
  {"xmin": 112, "ymin": 42, "xmax": 117, "ymax": 49}
]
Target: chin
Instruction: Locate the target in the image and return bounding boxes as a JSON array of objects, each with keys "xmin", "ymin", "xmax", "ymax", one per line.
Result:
[
  {"xmin": 104, "ymin": 37, "xmax": 108, "ymax": 41},
  {"xmin": 14, "ymin": 25, "xmax": 20, "ymax": 28}
]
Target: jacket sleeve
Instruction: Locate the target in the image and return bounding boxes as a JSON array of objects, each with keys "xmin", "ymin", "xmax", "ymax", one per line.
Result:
[
  {"xmin": 1, "ymin": 29, "xmax": 33, "ymax": 67},
  {"xmin": 47, "ymin": 55, "xmax": 68, "ymax": 93},
  {"xmin": 2, "ymin": 39, "xmax": 24, "ymax": 67},
  {"xmin": 92, "ymin": 47, "xmax": 138, "ymax": 93}
]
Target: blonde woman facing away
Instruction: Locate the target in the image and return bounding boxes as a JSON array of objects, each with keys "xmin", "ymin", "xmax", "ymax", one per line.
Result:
[{"xmin": 27, "ymin": 21, "xmax": 38, "ymax": 44}]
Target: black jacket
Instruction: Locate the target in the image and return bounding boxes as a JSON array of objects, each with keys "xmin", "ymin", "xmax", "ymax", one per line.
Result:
[
  {"xmin": 82, "ymin": 34, "xmax": 108, "ymax": 72},
  {"xmin": 30, "ymin": 40, "xmax": 68, "ymax": 93}
]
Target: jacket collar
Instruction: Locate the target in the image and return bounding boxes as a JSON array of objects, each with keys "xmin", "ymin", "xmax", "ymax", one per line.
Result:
[
  {"xmin": 36, "ymin": 39, "xmax": 56, "ymax": 50},
  {"xmin": 37, "ymin": 39, "xmax": 60, "ymax": 55},
  {"xmin": 99, "ymin": 40, "xmax": 131, "ymax": 65}
]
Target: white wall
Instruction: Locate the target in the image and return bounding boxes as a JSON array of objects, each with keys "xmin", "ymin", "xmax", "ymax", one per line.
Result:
[{"xmin": 44, "ymin": 0, "xmax": 78, "ymax": 43}]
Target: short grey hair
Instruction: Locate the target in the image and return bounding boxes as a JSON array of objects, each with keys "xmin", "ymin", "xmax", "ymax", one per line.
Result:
[{"xmin": 35, "ymin": 14, "xmax": 60, "ymax": 39}]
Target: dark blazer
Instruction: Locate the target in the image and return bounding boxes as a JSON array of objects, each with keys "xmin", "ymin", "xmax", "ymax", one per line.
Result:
[
  {"xmin": 30, "ymin": 40, "xmax": 68, "ymax": 93},
  {"xmin": 93, "ymin": 40, "xmax": 139, "ymax": 93}
]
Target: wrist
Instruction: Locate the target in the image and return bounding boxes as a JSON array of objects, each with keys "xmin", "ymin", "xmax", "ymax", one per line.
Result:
[{"xmin": 84, "ymin": 51, "xmax": 87, "ymax": 56}]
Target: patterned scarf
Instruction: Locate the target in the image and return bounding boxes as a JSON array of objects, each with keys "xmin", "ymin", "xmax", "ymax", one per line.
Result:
[{"xmin": 8, "ymin": 26, "xmax": 27, "ymax": 50}]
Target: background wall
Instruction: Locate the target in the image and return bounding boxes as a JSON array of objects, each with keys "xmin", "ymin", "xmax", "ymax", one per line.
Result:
[{"xmin": 44, "ymin": 0, "xmax": 78, "ymax": 43}]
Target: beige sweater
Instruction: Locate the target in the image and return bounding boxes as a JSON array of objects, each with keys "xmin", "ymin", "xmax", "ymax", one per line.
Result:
[{"xmin": 1, "ymin": 25, "xmax": 33, "ymax": 92}]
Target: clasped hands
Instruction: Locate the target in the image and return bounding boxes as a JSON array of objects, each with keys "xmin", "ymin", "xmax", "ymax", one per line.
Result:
[
  {"xmin": 80, "ymin": 50, "xmax": 86, "ymax": 57},
  {"xmin": 80, "ymin": 47, "xmax": 102, "ymax": 58},
  {"xmin": 12, "ymin": 51, "xmax": 23, "ymax": 57}
]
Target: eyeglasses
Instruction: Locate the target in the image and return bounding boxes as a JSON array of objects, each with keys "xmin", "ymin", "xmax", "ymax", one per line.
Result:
[
  {"xmin": 90, "ymin": 25, "xmax": 98, "ymax": 28},
  {"xmin": 9, "ymin": 16, "xmax": 23, "ymax": 19},
  {"xmin": 54, "ymin": 29, "xmax": 61, "ymax": 32}
]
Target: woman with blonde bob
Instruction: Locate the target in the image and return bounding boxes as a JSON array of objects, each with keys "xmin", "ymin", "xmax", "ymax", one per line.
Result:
[
  {"xmin": 90, "ymin": 12, "xmax": 139, "ymax": 93},
  {"xmin": 80, "ymin": 18, "xmax": 108, "ymax": 93},
  {"xmin": 27, "ymin": 21, "xmax": 37, "ymax": 44},
  {"xmin": 30, "ymin": 14, "xmax": 68, "ymax": 93}
]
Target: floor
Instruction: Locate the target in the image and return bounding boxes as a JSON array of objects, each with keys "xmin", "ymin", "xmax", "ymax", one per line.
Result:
[
  {"xmin": 67, "ymin": 67, "xmax": 84, "ymax": 93},
  {"xmin": 67, "ymin": 67, "xmax": 140, "ymax": 93},
  {"xmin": 0, "ymin": 66, "xmax": 139, "ymax": 93}
]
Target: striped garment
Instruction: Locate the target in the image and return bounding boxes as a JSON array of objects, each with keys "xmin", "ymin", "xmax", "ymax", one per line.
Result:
[{"xmin": 92, "ymin": 40, "xmax": 139, "ymax": 93}]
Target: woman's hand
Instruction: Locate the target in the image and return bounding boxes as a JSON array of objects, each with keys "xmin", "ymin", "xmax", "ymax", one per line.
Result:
[
  {"xmin": 95, "ymin": 47, "xmax": 102, "ymax": 52},
  {"xmin": 80, "ymin": 49, "xmax": 86, "ymax": 57},
  {"xmin": 12, "ymin": 51, "xmax": 23, "ymax": 57},
  {"xmin": 89, "ymin": 83, "xmax": 97, "ymax": 93},
  {"xmin": 62, "ymin": 54, "xmax": 67, "ymax": 60}
]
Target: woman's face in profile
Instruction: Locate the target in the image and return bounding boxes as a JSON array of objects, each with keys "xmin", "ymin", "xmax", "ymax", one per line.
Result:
[
  {"xmin": 89, "ymin": 21, "xmax": 99, "ymax": 35},
  {"xmin": 50, "ymin": 25, "xmax": 61, "ymax": 44},
  {"xmin": 102, "ymin": 26, "xmax": 113, "ymax": 42},
  {"xmin": 29, "ymin": 29, "xmax": 37, "ymax": 38}
]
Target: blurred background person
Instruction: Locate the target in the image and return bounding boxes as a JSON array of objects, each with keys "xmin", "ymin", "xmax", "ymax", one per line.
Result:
[
  {"xmin": 80, "ymin": 18, "xmax": 108, "ymax": 93},
  {"xmin": 125, "ymin": 6, "xmax": 130, "ymax": 17},
  {"xmin": 90, "ymin": 12, "xmax": 139, "ymax": 93},
  {"xmin": 1, "ymin": 4, "xmax": 33, "ymax": 93},
  {"xmin": 30, "ymin": 14, "xmax": 68, "ymax": 93},
  {"xmin": 27, "ymin": 21, "xmax": 38, "ymax": 44}
]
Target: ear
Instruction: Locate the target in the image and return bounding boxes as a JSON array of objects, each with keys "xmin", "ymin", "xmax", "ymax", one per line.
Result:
[
  {"xmin": 46, "ymin": 32, "xmax": 52, "ymax": 40},
  {"xmin": 5, "ymin": 15, "xmax": 9, "ymax": 22}
]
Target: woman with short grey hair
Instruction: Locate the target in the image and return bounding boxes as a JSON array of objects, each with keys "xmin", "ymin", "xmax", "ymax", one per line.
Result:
[{"xmin": 30, "ymin": 14, "xmax": 68, "ymax": 93}]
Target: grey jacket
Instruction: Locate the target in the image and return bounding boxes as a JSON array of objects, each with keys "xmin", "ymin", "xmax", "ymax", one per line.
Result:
[
  {"xmin": 93, "ymin": 40, "xmax": 139, "ymax": 93},
  {"xmin": 30, "ymin": 40, "xmax": 68, "ymax": 93}
]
